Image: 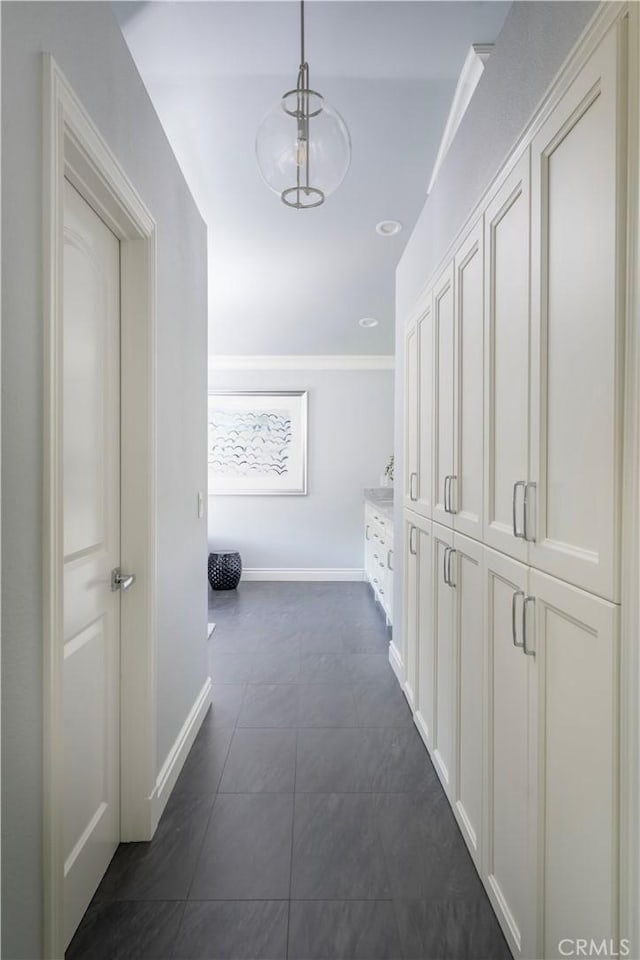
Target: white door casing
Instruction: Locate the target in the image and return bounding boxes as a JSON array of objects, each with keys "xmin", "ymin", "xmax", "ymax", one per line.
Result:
[
  {"xmin": 43, "ymin": 58, "xmax": 157, "ymax": 960},
  {"xmin": 62, "ymin": 180, "xmax": 121, "ymax": 946}
]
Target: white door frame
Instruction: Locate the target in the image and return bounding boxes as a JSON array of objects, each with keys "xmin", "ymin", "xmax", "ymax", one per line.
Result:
[{"xmin": 42, "ymin": 56, "xmax": 157, "ymax": 960}]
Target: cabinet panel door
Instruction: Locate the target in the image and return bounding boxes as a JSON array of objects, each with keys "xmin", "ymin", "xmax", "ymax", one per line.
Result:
[
  {"xmin": 529, "ymin": 25, "xmax": 624, "ymax": 601},
  {"xmin": 454, "ymin": 221, "xmax": 484, "ymax": 540},
  {"xmin": 453, "ymin": 533, "xmax": 484, "ymax": 869},
  {"xmin": 432, "ymin": 523, "xmax": 455, "ymax": 796},
  {"xmin": 416, "ymin": 299, "xmax": 434, "ymax": 518},
  {"xmin": 483, "ymin": 155, "xmax": 530, "ymax": 564},
  {"xmin": 404, "ymin": 323, "xmax": 419, "ymax": 511},
  {"xmin": 530, "ymin": 570, "xmax": 619, "ymax": 957},
  {"xmin": 404, "ymin": 514, "xmax": 419, "ymax": 711},
  {"xmin": 432, "ymin": 265, "xmax": 455, "ymax": 528},
  {"xmin": 484, "ymin": 548, "xmax": 536, "ymax": 960},
  {"xmin": 414, "ymin": 520, "xmax": 434, "ymax": 750}
]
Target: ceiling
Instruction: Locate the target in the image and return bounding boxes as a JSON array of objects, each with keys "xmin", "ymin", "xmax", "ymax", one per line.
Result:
[{"xmin": 114, "ymin": 1, "xmax": 512, "ymax": 356}]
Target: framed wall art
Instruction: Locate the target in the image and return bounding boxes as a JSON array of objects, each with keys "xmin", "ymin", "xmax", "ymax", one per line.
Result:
[{"xmin": 208, "ymin": 390, "xmax": 308, "ymax": 495}]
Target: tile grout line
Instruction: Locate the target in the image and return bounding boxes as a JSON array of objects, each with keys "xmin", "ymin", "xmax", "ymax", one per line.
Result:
[{"xmin": 285, "ymin": 723, "xmax": 299, "ymax": 960}]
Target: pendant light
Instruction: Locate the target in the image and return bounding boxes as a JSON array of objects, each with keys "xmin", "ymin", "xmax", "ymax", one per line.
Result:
[{"xmin": 255, "ymin": 0, "xmax": 351, "ymax": 209}]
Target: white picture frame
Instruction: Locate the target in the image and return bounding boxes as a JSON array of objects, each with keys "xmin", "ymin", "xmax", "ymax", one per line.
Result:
[{"xmin": 208, "ymin": 390, "xmax": 308, "ymax": 495}]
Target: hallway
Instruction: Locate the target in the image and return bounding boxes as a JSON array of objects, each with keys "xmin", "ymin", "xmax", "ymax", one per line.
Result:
[{"xmin": 67, "ymin": 583, "xmax": 509, "ymax": 960}]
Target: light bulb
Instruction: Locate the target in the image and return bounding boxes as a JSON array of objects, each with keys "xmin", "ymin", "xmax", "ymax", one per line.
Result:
[{"xmin": 295, "ymin": 138, "xmax": 307, "ymax": 168}]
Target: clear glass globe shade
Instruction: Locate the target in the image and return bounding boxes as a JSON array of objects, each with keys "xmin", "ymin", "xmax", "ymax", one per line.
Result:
[{"xmin": 255, "ymin": 93, "xmax": 351, "ymax": 204}]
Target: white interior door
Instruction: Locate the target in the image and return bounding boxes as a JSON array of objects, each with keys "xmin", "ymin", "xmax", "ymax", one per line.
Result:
[
  {"xmin": 452, "ymin": 532, "xmax": 484, "ymax": 869},
  {"xmin": 529, "ymin": 25, "xmax": 623, "ymax": 601},
  {"xmin": 484, "ymin": 547, "xmax": 536, "ymax": 960},
  {"xmin": 454, "ymin": 221, "xmax": 484, "ymax": 540},
  {"xmin": 483, "ymin": 154, "xmax": 530, "ymax": 564},
  {"xmin": 432, "ymin": 265, "xmax": 455, "ymax": 528},
  {"xmin": 431, "ymin": 523, "xmax": 455, "ymax": 795},
  {"xmin": 63, "ymin": 179, "xmax": 121, "ymax": 947}
]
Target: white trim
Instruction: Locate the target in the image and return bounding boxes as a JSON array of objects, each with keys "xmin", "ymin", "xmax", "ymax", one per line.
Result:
[
  {"xmin": 388, "ymin": 639, "xmax": 404, "ymax": 684},
  {"xmin": 208, "ymin": 354, "xmax": 394, "ymax": 373},
  {"xmin": 240, "ymin": 567, "xmax": 365, "ymax": 582},
  {"xmin": 43, "ymin": 56, "xmax": 157, "ymax": 959},
  {"xmin": 428, "ymin": 43, "xmax": 493, "ymax": 196},
  {"xmin": 151, "ymin": 678, "xmax": 212, "ymax": 830}
]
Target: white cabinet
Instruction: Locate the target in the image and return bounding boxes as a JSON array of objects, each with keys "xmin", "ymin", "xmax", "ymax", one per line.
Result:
[
  {"xmin": 430, "ymin": 523, "xmax": 455, "ymax": 794},
  {"xmin": 483, "ymin": 152, "xmax": 531, "ymax": 566},
  {"xmin": 453, "ymin": 222, "xmax": 484, "ymax": 541},
  {"xmin": 433, "ymin": 264, "xmax": 456, "ymax": 528},
  {"xmin": 404, "ymin": 299, "xmax": 433, "ymax": 519},
  {"xmin": 528, "ymin": 25, "xmax": 623, "ymax": 601},
  {"xmin": 404, "ymin": 512, "xmax": 431, "ymax": 715},
  {"xmin": 364, "ymin": 502, "xmax": 394, "ymax": 624},
  {"xmin": 484, "ymin": 549, "xmax": 620, "ymax": 960},
  {"xmin": 484, "ymin": 548, "xmax": 537, "ymax": 960}
]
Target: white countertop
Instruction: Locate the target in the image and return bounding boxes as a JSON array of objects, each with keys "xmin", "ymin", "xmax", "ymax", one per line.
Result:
[{"xmin": 364, "ymin": 488, "xmax": 394, "ymax": 523}]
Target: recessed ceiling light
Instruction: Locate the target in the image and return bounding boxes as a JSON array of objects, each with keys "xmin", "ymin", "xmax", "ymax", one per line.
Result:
[
  {"xmin": 376, "ymin": 220, "xmax": 402, "ymax": 237},
  {"xmin": 358, "ymin": 317, "xmax": 379, "ymax": 328}
]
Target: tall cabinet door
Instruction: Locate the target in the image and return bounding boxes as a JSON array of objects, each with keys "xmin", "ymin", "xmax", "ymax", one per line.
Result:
[
  {"xmin": 530, "ymin": 569, "xmax": 619, "ymax": 957},
  {"xmin": 454, "ymin": 220, "xmax": 484, "ymax": 540},
  {"xmin": 452, "ymin": 533, "xmax": 484, "ymax": 870},
  {"xmin": 529, "ymin": 23, "xmax": 624, "ymax": 601},
  {"xmin": 414, "ymin": 519, "xmax": 434, "ymax": 748},
  {"xmin": 415, "ymin": 298, "xmax": 433, "ymax": 518},
  {"xmin": 404, "ymin": 323, "xmax": 419, "ymax": 511},
  {"xmin": 483, "ymin": 154, "xmax": 530, "ymax": 564},
  {"xmin": 484, "ymin": 548, "xmax": 537, "ymax": 960},
  {"xmin": 431, "ymin": 523, "xmax": 456, "ymax": 796},
  {"xmin": 433, "ymin": 264, "xmax": 455, "ymax": 528},
  {"xmin": 403, "ymin": 513, "xmax": 419, "ymax": 709}
]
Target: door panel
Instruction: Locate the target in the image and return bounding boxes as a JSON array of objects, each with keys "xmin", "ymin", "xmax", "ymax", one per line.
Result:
[
  {"xmin": 483, "ymin": 155, "xmax": 530, "ymax": 563},
  {"xmin": 529, "ymin": 26, "xmax": 623, "ymax": 601},
  {"xmin": 431, "ymin": 523, "xmax": 455, "ymax": 795},
  {"xmin": 433, "ymin": 265, "xmax": 455, "ymax": 528},
  {"xmin": 414, "ymin": 520, "xmax": 433, "ymax": 749},
  {"xmin": 454, "ymin": 221, "xmax": 484, "ymax": 540},
  {"xmin": 453, "ymin": 533, "xmax": 484, "ymax": 868},
  {"xmin": 63, "ymin": 179, "xmax": 121, "ymax": 947},
  {"xmin": 530, "ymin": 570, "xmax": 619, "ymax": 956},
  {"xmin": 484, "ymin": 548, "xmax": 536, "ymax": 960},
  {"xmin": 416, "ymin": 299, "xmax": 433, "ymax": 518},
  {"xmin": 404, "ymin": 324, "xmax": 419, "ymax": 510},
  {"xmin": 404, "ymin": 514, "xmax": 419, "ymax": 710}
]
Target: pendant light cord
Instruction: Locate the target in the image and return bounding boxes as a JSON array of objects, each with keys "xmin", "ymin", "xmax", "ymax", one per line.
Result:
[{"xmin": 300, "ymin": 0, "xmax": 305, "ymax": 67}]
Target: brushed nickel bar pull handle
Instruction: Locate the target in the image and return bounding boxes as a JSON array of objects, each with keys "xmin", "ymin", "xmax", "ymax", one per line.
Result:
[
  {"xmin": 449, "ymin": 475, "xmax": 457, "ymax": 515},
  {"xmin": 410, "ymin": 472, "xmax": 418, "ymax": 501},
  {"xmin": 409, "ymin": 525, "xmax": 417, "ymax": 556},
  {"xmin": 522, "ymin": 596, "xmax": 536, "ymax": 657},
  {"xmin": 387, "ymin": 549, "xmax": 394, "ymax": 571},
  {"xmin": 524, "ymin": 482, "xmax": 537, "ymax": 542},
  {"xmin": 512, "ymin": 481, "xmax": 526, "ymax": 539},
  {"xmin": 444, "ymin": 475, "xmax": 451, "ymax": 513},
  {"xmin": 443, "ymin": 546, "xmax": 450, "ymax": 585},
  {"xmin": 447, "ymin": 548, "xmax": 456, "ymax": 588},
  {"xmin": 365, "ymin": 524, "xmax": 371, "ymax": 541},
  {"xmin": 512, "ymin": 590, "xmax": 525, "ymax": 647}
]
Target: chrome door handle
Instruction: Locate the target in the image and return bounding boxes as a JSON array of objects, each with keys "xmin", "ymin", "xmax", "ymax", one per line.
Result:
[
  {"xmin": 444, "ymin": 475, "xmax": 450, "ymax": 513},
  {"xmin": 449, "ymin": 475, "xmax": 457, "ymax": 515},
  {"xmin": 511, "ymin": 590, "xmax": 524, "ymax": 647},
  {"xmin": 522, "ymin": 596, "xmax": 535, "ymax": 657},
  {"xmin": 447, "ymin": 548, "xmax": 456, "ymax": 588},
  {"xmin": 524, "ymin": 483, "xmax": 537, "ymax": 542},
  {"xmin": 410, "ymin": 471, "xmax": 418, "ymax": 501},
  {"xmin": 387, "ymin": 549, "xmax": 394, "ymax": 571},
  {"xmin": 111, "ymin": 567, "xmax": 136, "ymax": 592},
  {"xmin": 443, "ymin": 546, "xmax": 450, "ymax": 585},
  {"xmin": 409, "ymin": 526, "xmax": 417, "ymax": 556},
  {"xmin": 512, "ymin": 481, "xmax": 526, "ymax": 539}
]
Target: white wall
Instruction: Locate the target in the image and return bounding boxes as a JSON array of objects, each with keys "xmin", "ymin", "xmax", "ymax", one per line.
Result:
[
  {"xmin": 209, "ymin": 368, "xmax": 394, "ymax": 572},
  {"xmin": 393, "ymin": 1, "xmax": 598, "ymax": 665},
  {"xmin": 1, "ymin": 4, "xmax": 209, "ymax": 957}
]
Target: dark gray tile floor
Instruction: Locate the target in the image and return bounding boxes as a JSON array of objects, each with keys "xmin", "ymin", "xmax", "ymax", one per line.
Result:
[{"xmin": 67, "ymin": 581, "xmax": 511, "ymax": 960}]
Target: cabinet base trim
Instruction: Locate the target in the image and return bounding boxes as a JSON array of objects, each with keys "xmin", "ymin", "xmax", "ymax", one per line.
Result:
[
  {"xmin": 241, "ymin": 567, "xmax": 366, "ymax": 582},
  {"xmin": 389, "ymin": 640, "xmax": 404, "ymax": 683}
]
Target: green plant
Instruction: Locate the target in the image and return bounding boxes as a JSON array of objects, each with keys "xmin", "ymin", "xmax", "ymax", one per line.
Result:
[{"xmin": 384, "ymin": 455, "xmax": 394, "ymax": 483}]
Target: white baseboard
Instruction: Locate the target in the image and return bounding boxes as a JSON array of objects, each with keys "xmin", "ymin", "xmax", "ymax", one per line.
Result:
[
  {"xmin": 151, "ymin": 676, "xmax": 212, "ymax": 830},
  {"xmin": 241, "ymin": 568, "xmax": 365, "ymax": 582},
  {"xmin": 389, "ymin": 640, "xmax": 404, "ymax": 684}
]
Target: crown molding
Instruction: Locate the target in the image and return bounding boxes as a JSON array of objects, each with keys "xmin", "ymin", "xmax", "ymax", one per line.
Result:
[{"xmin": 208, "ymin": 355, "xmax": 395, "ymax": 373}]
